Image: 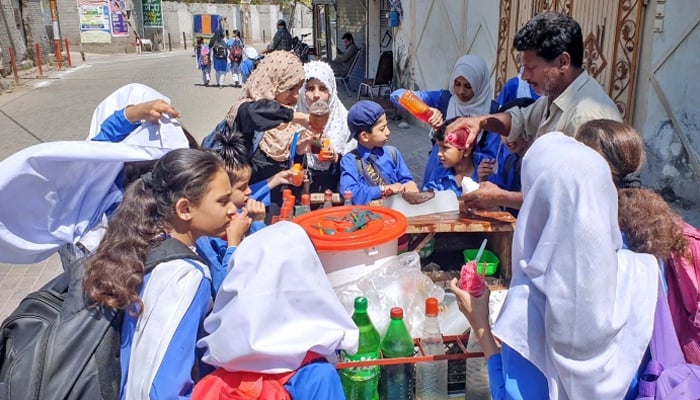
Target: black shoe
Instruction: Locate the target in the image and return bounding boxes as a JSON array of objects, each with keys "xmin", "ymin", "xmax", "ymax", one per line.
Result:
[{"xmin": 204, "ymin": 82, "xmax": 209, "ymax": 86}]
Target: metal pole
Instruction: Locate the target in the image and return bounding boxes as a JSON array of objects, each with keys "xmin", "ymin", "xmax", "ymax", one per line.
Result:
[
  {"xmin": 35, "ymin": 43, "xmax": 44, "ymax": 76},
  {"xmin": 9, "ymin": 47, "xmax": 19, "ymax": 85},
  {"xmin": 53, "ymin": 40, "xmax": 62, "ymax": 70},
  {"xmin": 182, "ymin": 32, "xmax": 187, "ymax": 50},
  {"xmin": 168, "ymin": 32, "xmax": 171, "ymax": 51},
  {"xmin": 64, "ymin": 39, "xmax": 72, "ymax": 67}
]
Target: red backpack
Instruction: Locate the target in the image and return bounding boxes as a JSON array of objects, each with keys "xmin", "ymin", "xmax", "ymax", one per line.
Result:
[{"xmin": 665, "ymin": 221, "xmax": 700, "ymax": 365}]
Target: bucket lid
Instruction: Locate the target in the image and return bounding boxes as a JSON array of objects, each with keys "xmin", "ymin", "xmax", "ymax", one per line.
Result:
[{"xmin": 292, "ymin": 206, "xmax": 407, "ymax": 251}]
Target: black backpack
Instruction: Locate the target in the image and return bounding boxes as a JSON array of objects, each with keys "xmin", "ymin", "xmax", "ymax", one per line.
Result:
[
  {"xmin": 212, "ymin": 41, "xmax": 227, "ymax": 59},
  {"xmin": 0, "ymin": 238, "xmax": 205, "ymax": 400}
]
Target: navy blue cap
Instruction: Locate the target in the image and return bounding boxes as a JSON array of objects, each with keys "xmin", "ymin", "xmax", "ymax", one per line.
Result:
[{"xmin": 347, "ymin": 100, "xmax": 385, "ymax": 139}]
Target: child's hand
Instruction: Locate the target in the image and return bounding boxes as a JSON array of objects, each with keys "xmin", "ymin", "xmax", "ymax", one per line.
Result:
[
  {"xmin": 295, "ymin": 131, "xmax": 316, "ymax": 155},
  {"xmin": 403, "ymin": 181, "xmax": 419, "ymax": 193},
  {"xmin": 125, "ymin": 99, "xmax": 180, "ymax": 123},
  {"xmin": 225, "ymin": 209, "xmax": 252, "ymax": 247},
  {"xmin": 477, "ymin": 159, "xmax": 496, "ymax": 182},
  {"xmin": 449, "ymin": 277, "xmax": 491, "ymax": 331},
  {"xmin": 386, "ymin": 182, "xmax": 405, "ymax": 195},
  {"xmin": 245, "ymin": 199, "xmax": 266, "ymax": 222},
  {"xmin": 427, "ymin": 108, "xmax": 443, "ymax": 129},
  {"xmin": 269, "ymin": 169, "xmax": 293, "ymax": 188},
  {"xmin": 293, "ymin": 112, "xmax": 313, "ymax": 131}
]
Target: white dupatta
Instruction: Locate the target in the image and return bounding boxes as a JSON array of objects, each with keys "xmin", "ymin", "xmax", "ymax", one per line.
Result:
[
  {"xmin": 198, "ymin": 221, "xmax": 359, "ymax": 373},
  {"xmin": 492, "ymin": 133, "xmax": 658, "ymax": 399}
]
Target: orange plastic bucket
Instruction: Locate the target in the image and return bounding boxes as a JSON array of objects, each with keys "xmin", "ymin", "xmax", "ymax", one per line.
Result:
[{"xmin": 293, "ymin": 206, "xmax": 407, "ymax": 286}]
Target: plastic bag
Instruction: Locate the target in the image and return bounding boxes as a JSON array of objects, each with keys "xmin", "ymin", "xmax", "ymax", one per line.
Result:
[{"xmin": 335, "ymin": 251, "xmax": 445, "ymax": 337}]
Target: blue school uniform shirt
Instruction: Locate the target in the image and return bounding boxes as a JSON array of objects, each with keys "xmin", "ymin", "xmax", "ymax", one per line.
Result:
[
  {"xmin": 119, "ymin": 259, "xmax": 211, "ymax": 399},
  {"xmin": 339, "ymin": 145, "xmax": 414, "ymax": 205},
  {"xmin": 195, "ymin": 182, "xmax": 270, "ymax": 296},
  {"xmin": 91, "ymin": 108, "xmax": 142, "ymax": 143},
  {"xmin": 422, "ymin": 155, "xmax": 482, "ymax": 196},
  {"xmin": 284, "ymin": 361, "xmax": 346, "ymax": 398},
  {"xmin": 488, "ymin": 341, "xmax": 645, "ymax": 399}
]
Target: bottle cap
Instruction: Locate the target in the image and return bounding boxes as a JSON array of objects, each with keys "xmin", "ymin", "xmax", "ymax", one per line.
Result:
[
  {"xmin": 425, "ymin": 297, "xmax": 439, "ymax": 317},
  {"xmin": 292, "ymin": 163, "xmax": 302, "ymax": 171},
  {"xmin": 324, "ymin": 189, "xmax": 333, "ymax": 199},
  {"xmin": 354, "ymin": 296, "xmax": 368, "ymax": 312},
  {"xmin": 301, "ymin": 194, "xmax": 310, "ymax": 205},
  {"xmin": 343, "ymin": 189, "xmax": 353, "ymax": 200},
  {"xmin": 390, "ymin": 307, "xmax": 404, "ymax": 319},
  {"xmin": 282, "ymin": 188, "xmax": 292, "ymax": 200}
]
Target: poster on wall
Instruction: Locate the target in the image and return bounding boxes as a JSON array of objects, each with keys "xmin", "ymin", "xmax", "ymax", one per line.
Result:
[
  {"xmin": 110, "ymin": 0, "xmax": 129, "ymax": 36},
  {"xmin": 142, "ymin": 0, "xmax": 162, "ymax": 27},
  {"xmin": 77, "ymin": 0, "xmax": 111, "ymax": 43}
]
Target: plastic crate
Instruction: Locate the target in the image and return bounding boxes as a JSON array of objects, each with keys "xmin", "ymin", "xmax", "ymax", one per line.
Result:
[{"xmin": 335, "ymin": 334, "xmax": 484, "ymax": 395}]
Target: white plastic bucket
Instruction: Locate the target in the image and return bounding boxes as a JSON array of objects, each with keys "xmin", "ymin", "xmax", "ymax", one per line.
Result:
[{"xmin": 319, "ymin": 239, "xmax": 398, "ymax": 287}]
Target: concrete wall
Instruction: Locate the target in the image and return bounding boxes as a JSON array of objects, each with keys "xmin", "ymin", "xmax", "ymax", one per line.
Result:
[
  {"xmin": 634, "ymin": 0, "xmax": 700, "ymax": 226},
  {"xmin": 391, "ymin": 0, "xmax": 499, "ymax": 92}
]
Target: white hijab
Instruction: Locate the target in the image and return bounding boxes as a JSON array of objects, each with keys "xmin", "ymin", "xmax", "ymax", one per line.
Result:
[
  {"xmin": 446, "ymin": 54, "xmax": 493, "ymax": 119},
  {"xmin": 0, "ymin": 141, "xmax": 168, "ymax": 263},
  {"xmin": 492, "ymin": 133, "xmax": 658, "ymax": 399},
  {"xmin": 297, "ymin": 60, "xmax": 356, "ymax": 170},
  {"xmin": 198, "ymin": 221, "xmax": 359, "ymax": 373},
  {"xmin": 87, "ymin": 83, "xmax": 189, "ymax": 149}
]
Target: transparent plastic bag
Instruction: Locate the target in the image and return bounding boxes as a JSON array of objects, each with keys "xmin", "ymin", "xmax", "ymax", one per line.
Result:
[{"xmin": 335, "ymin": 252, "xmax": 445, "ymax": 337}]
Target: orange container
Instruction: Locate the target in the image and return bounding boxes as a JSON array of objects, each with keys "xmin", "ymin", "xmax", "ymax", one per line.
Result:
[{"xmin": 293, "ymin": 206, "xmax": 407, "ymax": 287}]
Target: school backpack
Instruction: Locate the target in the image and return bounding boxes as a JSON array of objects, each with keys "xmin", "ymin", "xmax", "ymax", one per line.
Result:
[
  {"xmin": 229, "ymin": 41, "xmax": 243, "ymax": 64},
  {"xmin": 0, "ymin": 238, "xmax": 205, "ymax": 400},
  {"xmin": 212, "ymin": 41, "xmax": 227, "ymax": 60},
  {"xmin": 201, "ymin": 45, "xmax": 210, "ymax": 65},
  {"xmin": 664, "ymin": 221, "xmax": 700, "ymax": 365},
  {"xmin": 636, "ymin": 280, "xmax": 700, "ymax": 399}
]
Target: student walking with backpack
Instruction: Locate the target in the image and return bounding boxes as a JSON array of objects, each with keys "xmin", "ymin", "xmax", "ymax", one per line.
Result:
[
  {"xmin": 227, "ymin": 30, "xmax": 244, "ymax": 88},
  {"xmin": 82, "ymin": 148, "xmax": 240, "ymax": 399},
  {"xmin": 209, "ymin": 29, "xmax": 229, "ymax": 87},
  {"xmin": 197, "ymin": 36, "xmax": 212, "ymax": 86}
]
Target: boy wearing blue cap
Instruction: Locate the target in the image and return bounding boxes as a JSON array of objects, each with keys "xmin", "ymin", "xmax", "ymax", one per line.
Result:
[{"xmin": 340, "ymin": 100, "xmax": 418, "ymax": 205}]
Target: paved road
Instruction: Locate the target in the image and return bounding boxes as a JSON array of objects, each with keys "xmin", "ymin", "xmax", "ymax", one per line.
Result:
[{"xmin": 0, "ymin": 48, "xmax": 431, "ymax": 321}]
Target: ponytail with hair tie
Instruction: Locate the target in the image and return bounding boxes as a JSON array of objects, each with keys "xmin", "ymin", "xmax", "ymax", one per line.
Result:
[{"xmin": 620, "ymin": 172, "xmax": 641, "ymax": 189}]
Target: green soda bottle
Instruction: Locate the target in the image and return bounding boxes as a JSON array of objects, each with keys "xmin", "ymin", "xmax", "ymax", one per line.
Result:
[
  {"xmin": 380, "ymin": 307, "xmax": 415, "ymax": 400},
  {"xmin": 340, "ymin": 296, "xmax": 381, "ymax": 400}
]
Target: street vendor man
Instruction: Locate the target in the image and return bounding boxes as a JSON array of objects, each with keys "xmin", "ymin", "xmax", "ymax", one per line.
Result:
[{"xmin": 447, "ymin": 12, "xmax": 621, "ymax": 212}]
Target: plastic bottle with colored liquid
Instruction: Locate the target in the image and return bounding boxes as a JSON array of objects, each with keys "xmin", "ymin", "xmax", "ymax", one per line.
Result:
[
  {"xmin": 397, "ymin": 90, "xmax": 434, "ymax": 124},
  {"xmin": 380, "ymin": 307, "xmax": 415, "ymax": 400},
  {"xmin": 340, "ymin": 297, "xmax": 381, "ymax": 400}
]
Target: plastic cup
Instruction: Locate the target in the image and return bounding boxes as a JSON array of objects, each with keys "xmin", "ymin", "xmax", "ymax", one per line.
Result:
[
  {"xmin": 459, "ymin": 261, "xmax": 487, "ymax": 297},
  {"xmin": 308, "ymin": 100, "xmax": 330, "ymax": 132},
  {"xmin": 310, "ymin": 139, "xmax": 323, "ymax": 154}
]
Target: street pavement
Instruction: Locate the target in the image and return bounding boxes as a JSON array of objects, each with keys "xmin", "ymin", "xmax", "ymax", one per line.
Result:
[{"xmin": 0, "ymin": 47, "xmax": 432, "ymax": 321}]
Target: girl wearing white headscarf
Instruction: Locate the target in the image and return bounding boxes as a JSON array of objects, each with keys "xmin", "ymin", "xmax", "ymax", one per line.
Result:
[
  {"xmin": 390, "ymin": 54, "xmax": 500, "ymax": 184},
  {"xmin": 0, "ymin": 84, "xmax": 189, "ymax": 265},
  {"xmin": 297, "ymin": 60, "xmax": 356, "ymax": 192},
  {"xmin": 450, "ymin": 132, "xmax": 658, "ymax": 399},
  {"xmin": 195, "ymin": 221, "xmax": 358, "ymax": 399}
]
